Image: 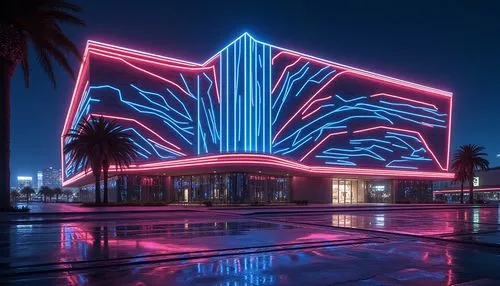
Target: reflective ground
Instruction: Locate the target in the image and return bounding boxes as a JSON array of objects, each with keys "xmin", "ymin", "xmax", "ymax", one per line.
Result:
[{"xmin": 1, "ymin": 206, "xmax": 500, "ymax": 285}]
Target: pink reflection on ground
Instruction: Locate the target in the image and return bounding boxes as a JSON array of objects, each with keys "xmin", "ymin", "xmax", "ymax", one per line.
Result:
[{"xmin": 59, "ymin": 223, "xmax": 209, "ymax": 254}]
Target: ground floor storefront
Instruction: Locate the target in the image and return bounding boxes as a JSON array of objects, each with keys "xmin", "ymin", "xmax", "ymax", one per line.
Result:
[{"xmin": 78, "ymin": 172, "xmax": 434, "ymax": 204}]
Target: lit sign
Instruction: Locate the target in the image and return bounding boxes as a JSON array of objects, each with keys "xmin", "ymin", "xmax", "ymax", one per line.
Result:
[
  {"xmin": 17, "ymin": 176, "xmax": 32, "ymax": 181},
  {"xmin": 373, "ymin": 185, "xmax": 386, "ymax": 192},
  {"xmin": 473, "ymin": 177, "xmax": 480, "ymax": 187}
]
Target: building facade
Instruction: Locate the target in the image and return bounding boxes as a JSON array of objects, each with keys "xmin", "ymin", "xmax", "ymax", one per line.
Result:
[
  {"xmin": 40, "ymin": 167, "xmax": 62, "ymax": 189},
  {"xmin": 62, "ymin": 33, "xmax": 453, "ymax": 204},
  {"xmin": 434, "ymin": 167, "xmax": 500, "ymax": 202},
  {"xmin": 17, "ymin": 176, "xmax": 33, "ymax": 189}
]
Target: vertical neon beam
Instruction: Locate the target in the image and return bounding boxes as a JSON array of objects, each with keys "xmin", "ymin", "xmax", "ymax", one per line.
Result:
[
  {"xmin": 254, "ymin": 40, "xmax": 258, "ymax": 150},
  {"xmin": 244, "ymin": 36, "xmax": 247, "ymax": 152},
  {"xmin": 233, "ymin": 41, "xmax": 237, "ymax": 152},
  {"xmin": 226, "ymin": 49, "xmax": 229, "ymax": 152},
  {"xmin": 249, "ymin": 38, "xmax": 253, "ymax": 152},
  {"xmin": 219, "ymin": 54, "xmax": 223, "ymax": 152},
  {"xmin": 263, "ymin": 45, "xmax": 266, "ymax": 153},
  {"xmin": 197, "ymin": 75, "xmax": 200, "ymax": 155},
  {"xmin": 269, "ymin": 45, "xmax": 272, "ymax": 154}
]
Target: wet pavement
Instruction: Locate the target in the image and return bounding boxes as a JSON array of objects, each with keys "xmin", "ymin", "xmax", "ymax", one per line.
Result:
[{"xmin": 2, "ymin": 206, "xmax": 500, "ymax": 285}]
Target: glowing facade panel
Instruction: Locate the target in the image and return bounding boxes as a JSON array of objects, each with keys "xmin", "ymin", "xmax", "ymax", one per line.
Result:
[{"xmin": 62, "ymin": 33, "xmax": 453, "ymax": 185}]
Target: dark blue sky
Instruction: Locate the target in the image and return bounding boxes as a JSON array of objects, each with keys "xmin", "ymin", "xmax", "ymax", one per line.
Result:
[{"xmin": 10, "ymin": 0, "xmax": 500, "ymax": 182}]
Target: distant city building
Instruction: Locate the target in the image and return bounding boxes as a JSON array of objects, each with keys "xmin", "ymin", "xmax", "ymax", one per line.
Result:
[
  {"xmin": 41, "ymin": 167, "xmax": 62, "ymax": 189},
  {"xmin": 17, "ymin": 176, "xmax": 33, "ymax": 189},
  {"xmin": 37, "ymin": 171, "xmax": 43, "ymax": 190}
]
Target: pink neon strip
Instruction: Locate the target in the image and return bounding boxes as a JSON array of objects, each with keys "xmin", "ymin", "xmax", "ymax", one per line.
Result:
[
  {"xmin": 446, "ymin": 97, "xmax": 453, "ymax": 170},
  {"xmin": 273, "ymin": 71, "xmax": 349, "ymax": 142},
  {"xmin": 353, "ymin": 126, "xmax": 446, "ymax": 171},
  {"xmin": 370, "ymin": 93, "xmax": 438, "ymax": 110},
  {"xmin": 271, "ymin": 57, "xmax": 302, "ymax": 94},
  {"xmin": 301, "ymin": 95, "xmax": 332, "ymax": 115},
  {"xmin": 87, "ymin": 41, "xmax": 201, "ymax": 67},
  {"xmin": 302, "ymin": 105, "xmax": 328, "ymax": 120},
  {"xmin": 90, "ymin": 114, "xmax": 183, "ymax": 152},
  {"xmin": 271, "ymin": 50, "xmax": 452, "ymax": 98},
  {"xmin": 211, "ymin": 65, "xmax": 221, "ymax": 103},
  {"xmin": 434, "ymin": 187, "xmax": 500, "ymax": 194},
  {"xmin": 299, "ymin": 131, "xmax": 348, "ymax": 162},
  {"xmin": 147, "ymin": 138, "xmax": 186, "ymax": 157},
  {"xmin": 63, "ymin": 154, "xmax": 455, "ymax": 186},
  {"xmin": 88, "ymin": 51, "xmax": 193, "ymax": 97},
  {"xmin": 87, "ymin": 47, "xmax": 213, "ymax": 71}
]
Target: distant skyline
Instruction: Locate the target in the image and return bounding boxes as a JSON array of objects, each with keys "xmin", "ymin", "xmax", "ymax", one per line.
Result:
[{"xmin": 9, "ymin": 0, "xmax": 500, "ymax": 184}]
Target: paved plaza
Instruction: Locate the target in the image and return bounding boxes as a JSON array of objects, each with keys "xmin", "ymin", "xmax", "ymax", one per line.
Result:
[{"xmin": 1, "ymin": 204, "xmax": 500, "ymax": 285}]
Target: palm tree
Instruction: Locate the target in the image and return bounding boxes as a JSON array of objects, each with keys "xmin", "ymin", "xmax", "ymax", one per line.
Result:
[
  {"xmin": 53, "ymin": 187, "xmax": 63, "ymax": 202},
  {"xmin": 451, "ymin": 162, "xmax": 468, "ymax": 204},
  {"xmin": 0, "ymin": 1, "xmax": 85, "ymax": 209},
  {"xmin": 451, "ymin": 145, "xmax": 489, "ymax": 204},
  {"xmin": 38, "ymin": 186, "xmax": 52, "ymax": 202},
  {"xmin": 64, "ymin": 116, "xmax": 137, "ymax": 204},
  {"xmin": 20, "ymin": 186, "xmax": 35, "ymax": 203},
  {"xmin": 10, "ymin": 190, "xmax": 19, "ymax": 203}
]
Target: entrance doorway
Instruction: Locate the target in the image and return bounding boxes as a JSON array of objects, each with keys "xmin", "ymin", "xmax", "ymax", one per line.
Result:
[{"xmin": 332, "ymin": 179, "xmax": 363, "ymax": 204}]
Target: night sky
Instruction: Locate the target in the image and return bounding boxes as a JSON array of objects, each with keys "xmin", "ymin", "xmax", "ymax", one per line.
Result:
[{"xmin": 9, "ymin": 0, "xmax": 500, "ymax": 183}]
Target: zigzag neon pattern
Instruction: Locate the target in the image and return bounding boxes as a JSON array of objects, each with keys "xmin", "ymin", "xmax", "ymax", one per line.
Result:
[{"xmin": 62, "ymin": 33, "xmax": 453, "ymax": 183}]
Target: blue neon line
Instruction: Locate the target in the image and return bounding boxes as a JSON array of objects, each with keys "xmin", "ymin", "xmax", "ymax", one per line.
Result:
[
  {"xmin": 350, "ymin": 139, "xmax": 391, "ymax": 145},
  {"xmin": 391, "ymin": 143, "xmax": 408, "ymax": 150},
  {"xmin": 355, "ymin": 103, "xmax": 446, "ymax": 123},
  {"xmin": 179, "ymin": 74, "xmax": 196, "ymax": 99},
  {"xmin": 203, "ymin": 73, "xmax": 220, "ymax": 141},
  {"xmin": 136, "ymin": 150, "xmax": 149, "ymax": 159},
  {"xmin": 385, "ymin": 136, "xmax": 416, "ymax": 150},
  {"xmin": 379, "ymin": 100, "xmax": 445, "ymax": 116},
  {"xmin": 386, "ymin": 131, "xmax": 422, "ymax": 142},
  {"xmin": 165, "ymin": 88, "xmax": 192, "ymax": 121},
  {"xmin": 272, "ymin": 147, "xmax": 290, "ymax": 154},
  {"xmin": 294, "ymin": 67, "xmax": 335, "ymax": 99},
  {"xmin": 336, "ymin": 94, "xmax": 367, "ymax": 103},
  {"xmin": 163, "ymin": 120, "xmax": 193, "ymax": 145},
  {"xmin": 272, "ymin": 63, "xmax": 310, "ymax": 125},
  {"xmin": 124, "ymin": 128, "xmax": 179, "ymax": 158},
  {"xmin": 282, "ymin": 136, "xmax": 312, "ymax": 155},
  {"xmin": 132, "ymin": 85, "xmax": 193, "ymax": 123},
  {"xmin": 130, "ymin": 140, "xmax": 152, "ymax": 155},
  {"xmin": 200, "ymin": 98, "xmax": 215, "ymax": 143},
  {"xmin": 238, "ymin": 95, "xmax": 241, "ymax": 141},
  {"xmin": 324, "ymin": 161, "xmax": 357, "ymax": 166}
]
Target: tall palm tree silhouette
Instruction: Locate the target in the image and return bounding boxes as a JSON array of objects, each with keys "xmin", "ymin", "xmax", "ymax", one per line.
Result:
[
  {"xmin": 0, "ymin": 0, "xmax": 84, "ymax": 209},
  {"xmin": 451, "ymin": 145, "xmax": 489, "ymax": 204},
  {"xmin": 64, "ymin": 116, "xmax": 137, "ymax": 204}
]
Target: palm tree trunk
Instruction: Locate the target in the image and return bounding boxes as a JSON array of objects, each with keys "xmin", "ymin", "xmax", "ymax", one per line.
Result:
[
  {"xmin": 102, "ymin": 162, "xmax": 109, "ymax": 204},
  {"xmin": 460, "ymin": 180, "xmax": 464, "ymax": 204},
  {"xmin": 468, "ymin": 181, "xmax": 474, "ymax": 204},
  {"xmin": 0, "ymin": 59, "xmax": 14, "ymax": 209},
  {"xmin": 95, "ymin": 174, "xmax": 101, "ymax": 204}
]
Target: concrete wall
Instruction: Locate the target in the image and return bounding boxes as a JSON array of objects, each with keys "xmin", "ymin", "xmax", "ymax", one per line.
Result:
[{"xmin": 292, "ymin": 176, "xmax": 332, "ymax": 203}]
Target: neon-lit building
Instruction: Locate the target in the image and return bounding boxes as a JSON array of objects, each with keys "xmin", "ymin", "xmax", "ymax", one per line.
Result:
[
  {"xmin": 61, "ymin": 33, "xmax": 453, "ymax": 204},
  {"xmin": 434, "ymin": 167, "xmax": 500, "ymax": 202}
]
